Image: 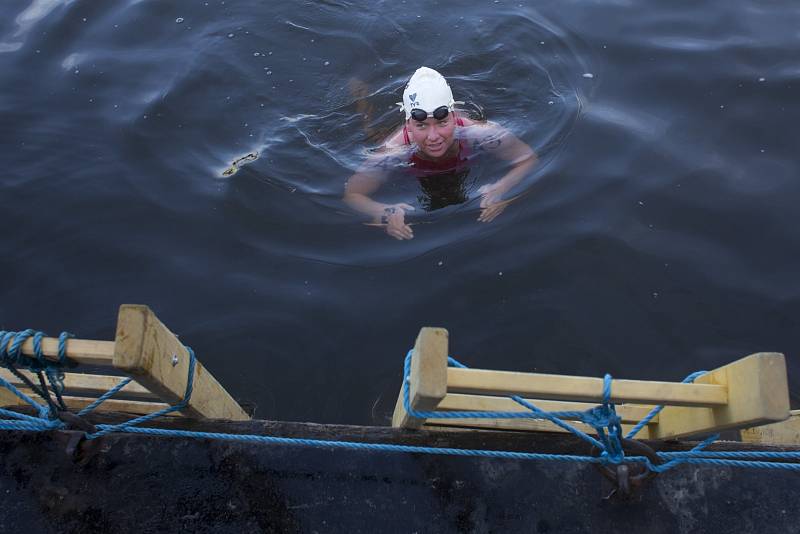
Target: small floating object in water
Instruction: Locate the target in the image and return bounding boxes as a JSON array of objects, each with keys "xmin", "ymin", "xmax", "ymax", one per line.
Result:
[
  {"xmin": 582, "ymin": 72, "xmax": 594, "ymax": 79},
  {"xmin": 222, "ymin": 152, "xmax": 259, "ymax": 177}
]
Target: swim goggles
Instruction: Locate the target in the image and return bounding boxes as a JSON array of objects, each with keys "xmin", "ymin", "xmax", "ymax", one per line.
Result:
[{"xmin": 409, "ymin": 106, "xmax": 450, "ymax": 122}]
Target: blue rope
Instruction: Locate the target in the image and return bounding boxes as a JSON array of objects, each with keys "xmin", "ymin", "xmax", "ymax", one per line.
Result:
[
  {"xmin": 78, "ymin": 377, "xmax": 133, "ymax": 416},
  {"xmin": 403, "ymin": 352, "xmax": 624, "ymax": 459},
  {"xmin": 403, "ymin": 353, "xmax": 608, "ymax": 450},
  {"xmin": 0, "ymin": 329, "xmax": 73, "ymax": 370},
  {"xmin": 625, "ymin": 370, "xmax": 709, "ymax": 439},
  {"xmin": 83, "ymin": 348, "xmax": 196, "ymax": 439},
  {"xmin": 1, "ymin": 339, "xmax": 799, "ymax": 473},
  {"xmin": 0, "ymin": 371, "xmax": 50, "ymax": 420}
]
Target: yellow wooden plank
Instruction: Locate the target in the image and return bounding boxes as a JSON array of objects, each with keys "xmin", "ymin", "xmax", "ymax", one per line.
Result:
[
  {"xmin": 59, "ymin": 395, "xmax": 180, "ymax": 417},
  {"xmin": 438, "ymin": 393, "xmax": 658, "ymax": 424},
  {"xmin": 391, "ymin": 327, "xmax": 449, "ymax": 429},
  {"xmin": 0, "ymin": 387, "xmax": 24, "ymax": 407},
  {"xmin": 740, "ymin": 410, "xmax": 800, "ymax": 446},
  {"xmin": 447, "ymin": 368, "xmax": 728, "ymax": 407},
  {"xmin": 423, "ymin": 420, "xmax": 651, "ymax": 439},
  {"xmin": 0, "ymin": 369, "xmax": 155, "ymax": 400},
  {"xmin": 5, "ymin": 387, "xmax": 180, "ymax": 417},
  {"xmin": 650, "ymin": 353, "xmax": 790, "ymax": 439},
  {"xmin": 2, "ymin": 337, "xmax": 114, "ymax": 366},
  {"xmin": 113, "ymin": 304, "xmax": 249, "ymax": 421}
]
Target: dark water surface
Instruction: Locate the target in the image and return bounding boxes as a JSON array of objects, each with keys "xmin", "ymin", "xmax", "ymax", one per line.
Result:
[{"xmin": 2, "ymin": 0, "xmax": 798, "ymax": 423}]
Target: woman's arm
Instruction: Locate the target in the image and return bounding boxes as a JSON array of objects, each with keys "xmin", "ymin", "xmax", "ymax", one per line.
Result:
[
  {"xmin": 467, "ymin": 122, "xmax": 539, "ymax": 222},
  {"xmin": 343, "ymin": 150, "xmax": 416, "ymax": 240}
]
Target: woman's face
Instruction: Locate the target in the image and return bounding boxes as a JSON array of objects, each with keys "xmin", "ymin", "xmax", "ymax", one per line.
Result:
[{"xmin": 407, "ymin": 112, "xmax": 457, "ymax": 159}]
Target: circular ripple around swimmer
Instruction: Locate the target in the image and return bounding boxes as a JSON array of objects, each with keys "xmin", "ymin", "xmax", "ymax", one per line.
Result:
[{"xmin": 215, "ymin": 4, "xmax": 594, "ymax": 267}]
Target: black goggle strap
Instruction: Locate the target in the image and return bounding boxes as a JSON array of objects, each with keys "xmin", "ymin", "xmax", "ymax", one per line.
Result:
[{"xmin": 410, "ymin": 106, "xmax": 450, "ymax": 121}]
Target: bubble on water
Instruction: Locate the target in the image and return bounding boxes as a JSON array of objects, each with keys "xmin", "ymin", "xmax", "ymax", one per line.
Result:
[
  {"xmin": 265, "ymin": 70, "xmax": 272, "ymax": 75},
  {"xmin": 253, "ymin": 52, "xmax": 260, "ymax": 56},
  {"xmin": 760, "ymin": 148, "xmax": 765, "ymax": 153},
  {"xmin": 74, "ymin": 69, "xmax": 79, "ymax": 74},
  {"xmin": 227, "ymin": 33, "xmax": 234, "ymax": 38},
  {"xmin": 175, "ymin": 17, "xmax": 184, "ymax": 23},
  {"xmin": 498, "ymin": 272, "xmax": 503, "ymax": 276},
  {"xmin": 548, "ymin": 100, "xmax": 554, "ymax": 105},
  {"xmin": 437, "ymin": 260, "xmax": 443, "ymax": 266},
  {"xmin": 324, "ymin": 61, "xmax": 330, "ymax": 66},
  {"xmin": 82, "ymin": 17, "xmax": 87, "ymax": 22},
  {"xmin": 758, "ymin": 77, "xmax": 766, "ymax": 82},
  {"xmin": 719, "ymin": 104, "xmax": 725, "ymax": 109},
  {"xmin": 582, "ymin": 72, "xmax": 594, "ymax": 79},
  {"xmin": 652, "ymin": 292, "xmax": 659, "ymax": 298}
]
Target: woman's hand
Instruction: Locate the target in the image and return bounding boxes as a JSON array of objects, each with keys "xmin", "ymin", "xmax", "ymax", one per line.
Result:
[
  {"xmin": 477, "ymin": 182, "xmax": 511, "ymax": 223},
  {"xmin": 383, "ymin": 203, "xmax": 415, "ymax": 240}
]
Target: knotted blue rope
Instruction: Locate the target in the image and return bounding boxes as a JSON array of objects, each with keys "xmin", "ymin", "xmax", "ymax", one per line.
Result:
[
  {"xmin": 0, "ymin": 329, "xmax": 75, "ymax": 417},
  {"xmin": 403, "ymin": 352, "xmax": 628, "ymax": 464}
]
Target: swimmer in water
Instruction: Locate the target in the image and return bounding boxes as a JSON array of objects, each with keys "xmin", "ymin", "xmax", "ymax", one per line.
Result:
[{"xmin": 344, "ymin": 66, "xmax": 538, "ymax": 240}]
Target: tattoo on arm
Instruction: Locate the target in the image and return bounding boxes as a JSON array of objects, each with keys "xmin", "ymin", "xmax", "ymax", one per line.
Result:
[
  {"xmin": 472, "ymin": 133, "xmax": 503, "ymax": 153},
  {"xmin": 371, "ymin": 154, "xmax": 405, "ymax": 170}
]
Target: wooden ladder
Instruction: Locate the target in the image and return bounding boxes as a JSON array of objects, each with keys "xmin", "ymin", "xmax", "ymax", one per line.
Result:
[
  {"xmin": 392, "ymin": 328, "xmax": 790, "ymax": 440},
  {"xmin": 0, "ymin": 304, "xmax": 249, "ymax": 421}
]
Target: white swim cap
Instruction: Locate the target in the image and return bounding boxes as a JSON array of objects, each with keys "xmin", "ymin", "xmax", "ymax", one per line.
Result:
[{"xmin": 400, "ymin": 67, "xmax": 455, "ymax": 120}]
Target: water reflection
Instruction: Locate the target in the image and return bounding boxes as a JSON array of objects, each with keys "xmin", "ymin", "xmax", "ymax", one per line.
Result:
[{"xmin": 0, "ymin": 0, "xmax": 68, "ymax": 53}]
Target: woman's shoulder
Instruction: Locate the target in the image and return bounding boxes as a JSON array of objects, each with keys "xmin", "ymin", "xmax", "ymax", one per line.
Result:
[
  {"xmin": 384, "ymin": 126, "xmax": 407, "ymax": 148},
  {"xmin": 456, "ymin": 113, "xmax": 477, "ymax": 127}
]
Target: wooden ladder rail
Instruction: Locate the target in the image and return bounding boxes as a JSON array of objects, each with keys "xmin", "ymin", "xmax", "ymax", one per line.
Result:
[
  {"xmin": 0, "ymin": 304, "xmax": 249, "ymax": 421},
  {"xmin": 392, "ymin": 328, "xmax": 791, "ymax": 440}
]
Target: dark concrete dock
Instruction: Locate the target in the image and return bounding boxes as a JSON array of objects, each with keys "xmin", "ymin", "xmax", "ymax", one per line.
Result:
[{"xmin": 1, "ymin": 415, "xmax": 798, "ymax": 533}]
